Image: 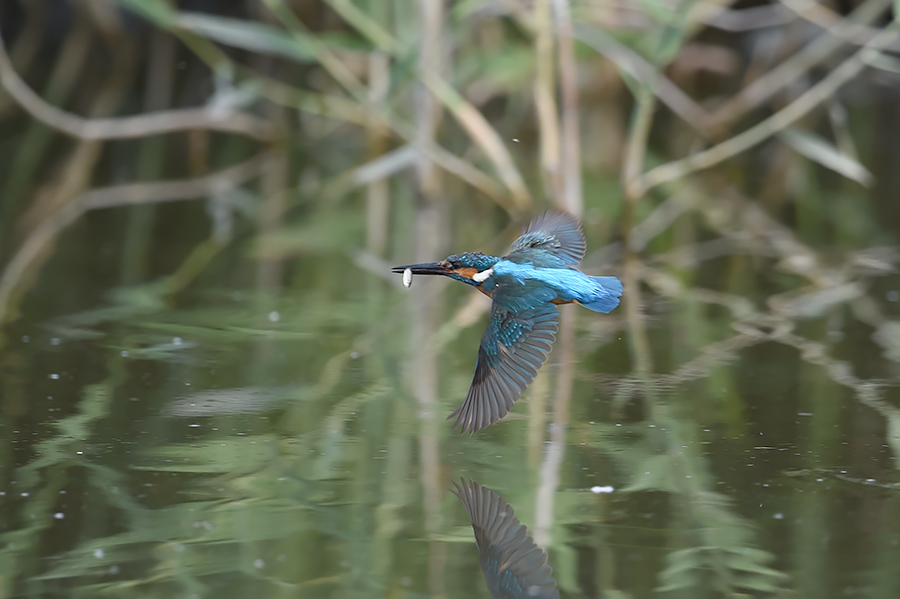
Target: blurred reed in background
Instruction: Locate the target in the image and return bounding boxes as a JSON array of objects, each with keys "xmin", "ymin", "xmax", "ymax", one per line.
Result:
[{"xmin": 1, "ymin": 1, "xmax": 900, "ymax": 597}]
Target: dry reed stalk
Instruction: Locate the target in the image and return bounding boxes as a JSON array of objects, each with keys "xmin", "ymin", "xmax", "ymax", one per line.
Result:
[
  {"xmin": 0, "ymin": 20, "xmax": 274, "ymax": 141},
  {"xmin": 534, "ymin": 0, "xmax": 584, "ymax": 549},
  {"xmin": 0, "ymin": 154, "xmax": 270, "ymax": 325},
  {"xmin": 636, "ymin": 23, "xmax": 900, "ymax": 196},
  {"xmin": 412, "ymin": 1, "xmax": 447, "ymax": 595}
]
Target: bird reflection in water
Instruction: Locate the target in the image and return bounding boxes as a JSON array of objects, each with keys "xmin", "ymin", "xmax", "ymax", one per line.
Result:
[{"xmin": 452, "ymin": 478, "xmax": 559, "ymax": 599}]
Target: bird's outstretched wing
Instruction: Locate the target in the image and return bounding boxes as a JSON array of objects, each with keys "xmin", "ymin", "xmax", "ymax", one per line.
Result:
[
  {"xmin": 451, "ymin": 478, "xmax": 559, "ymax": 599},
  {"xmin": 508, "ymin": 211, "xmax": 586, "ymax": 266},
  {"xmin": 450, "ymin": 285, "xmax": 559, "ymax": 434}
]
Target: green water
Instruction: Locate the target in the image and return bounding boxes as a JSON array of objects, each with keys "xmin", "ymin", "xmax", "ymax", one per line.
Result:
[
  {"xmin": 1, "ymin": 201, "xmax": 899, "ymax": 599},
  {"xmin": 2, "ymin": 1, "xmax": 900, "ymax": 597}
]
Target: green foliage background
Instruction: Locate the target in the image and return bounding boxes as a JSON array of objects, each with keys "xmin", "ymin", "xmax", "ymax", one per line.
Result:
[{"xmin": 1, "ymin": 0, "xmax": 900, "ymax": 598}]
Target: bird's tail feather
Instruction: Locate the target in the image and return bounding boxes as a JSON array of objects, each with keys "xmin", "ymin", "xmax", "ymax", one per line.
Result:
[
  {"xmin": 582, "ymin": 276, "xmax": 623, "ymax": 313},
  {"xmin": 593, "ymin": 276, "xmax": 623, "ymax": 296}
]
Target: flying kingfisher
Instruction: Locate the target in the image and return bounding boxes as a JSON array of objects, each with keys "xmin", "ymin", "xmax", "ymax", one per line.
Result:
[{"xmin": 392, "ymin": 211, "xmax": 622, "ymax": 434}]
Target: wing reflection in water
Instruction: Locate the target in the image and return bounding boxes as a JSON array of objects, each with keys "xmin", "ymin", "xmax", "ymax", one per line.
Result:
[{"xmin": 451, "ymin": 478, "xmax": 559, "ymax": 599}]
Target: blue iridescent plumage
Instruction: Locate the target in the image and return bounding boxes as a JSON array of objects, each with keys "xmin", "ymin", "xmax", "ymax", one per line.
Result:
[
  {"xmin": 452, "ymin": 478, "xmax": 559, "ymax": 599},
  {"xmin": 392, "ymin": 211, "xmax": 622, "ymax": 433}
]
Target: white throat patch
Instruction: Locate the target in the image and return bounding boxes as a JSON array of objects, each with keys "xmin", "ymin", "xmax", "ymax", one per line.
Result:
[{"xmin": 472, "ymin": 267, "xmax": 494, "ymax": 283}]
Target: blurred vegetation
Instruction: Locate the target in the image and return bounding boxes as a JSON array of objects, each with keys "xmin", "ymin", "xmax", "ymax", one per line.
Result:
[{"xmin": 1, "ymin": 0, "xmax": 900, "ymax": 598}]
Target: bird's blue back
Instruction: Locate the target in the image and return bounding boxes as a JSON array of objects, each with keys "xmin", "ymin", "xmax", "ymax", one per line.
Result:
[{"xmin": 491, "ymin": 259, "xmax": 622, "ymax": 313}]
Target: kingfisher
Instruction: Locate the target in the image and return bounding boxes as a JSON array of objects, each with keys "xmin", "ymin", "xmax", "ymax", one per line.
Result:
[
  {"xmin": 392, "ymin": 211, "xmax": 622, "ymax": 433},
  {"xmin": 451, "ymin": 477, "xmax": 558, "ymax": 599}
]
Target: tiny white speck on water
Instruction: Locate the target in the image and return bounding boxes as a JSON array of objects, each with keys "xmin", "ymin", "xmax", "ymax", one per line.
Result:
[
  {"xmin": 773, "ymin": 513, "xmax": 785, "ymax": 520},
  {"xmin": 173, "ymin": 337, "xmax": 183, "ymax": 346},
  {"xmin": 189, "ymin": 424, "xmax": 201, "ymax": 428},
  {"xmin": 50, "ymin": 337, "xmax": 61, "ymax": 346},
  {"xmin": 93, "ymin": 549, "xmax": 105, "ymax": 559},
  {"xmin": 887, "ymin": 290, "xmax": 900, "ymax": 302},
  {"xmin": 590, "ymin": 485, "xmax": 614, "ymax": 494},
  {"xmin": 268, "ymin": 311, "xmax": 280, "ymax": 322},
  {"xmin": 512, "ymin": 138, "xmax": 520, "ymax": 142},
  {"xmin": 350, "ymin": 351, "xmax": 360, "ymax": 359},
  {"xmin": 121, "ymin": 350, "xmax": 129, "ymax": 357},
  {"xmin": 20, "ymin": 492, "xmax": 29, "ymax": 498},
  {"xmin": 254, "ymin": 559, "xmax": 265, "ymax": 569},
  {"xmin": 48, "ymin": 374, "xmax": 59, "ymax": 380},
  {"xmin": 76, "ymin": 451, "xmax": 83, "ymax": 455},
  {"xmin": 403, "ymin": 268, "xmax": 413, "ymax": 288},
  {"xmin": 21, "ymin": 335, "xmax": 29, "ymax": 343},
  {"xmin": 54, "ymin": 512, "xmax": 65, "ymax": 520}
]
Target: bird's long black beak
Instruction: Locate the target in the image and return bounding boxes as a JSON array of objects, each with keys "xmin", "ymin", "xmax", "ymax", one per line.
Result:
[{"xmin": 391, "ymin": 261, "xmax": 451, "ymax": 276}]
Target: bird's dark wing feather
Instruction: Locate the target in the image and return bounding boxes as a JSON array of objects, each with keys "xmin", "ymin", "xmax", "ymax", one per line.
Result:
[
  {"xmin": 450, "ymin": 284, "xmax": 559, "ymax": 434},
  {"xmin": 508, "ymin": 211, "xmax": 585, "ymax": 266},
  {"xmin": 451, "ymin": 478, "xmax": 559, "ymax": 599}
]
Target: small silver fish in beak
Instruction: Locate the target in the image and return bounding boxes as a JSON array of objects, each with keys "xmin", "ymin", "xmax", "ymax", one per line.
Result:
[{"xmin": 402, "ymin": 268, "xmax": 413, "ymax": 288}]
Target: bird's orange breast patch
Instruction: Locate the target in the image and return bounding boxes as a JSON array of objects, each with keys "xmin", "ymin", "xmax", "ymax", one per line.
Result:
[{"xmin": 454, "ymin": 267, "xmax": 479, "ymax": 280}]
